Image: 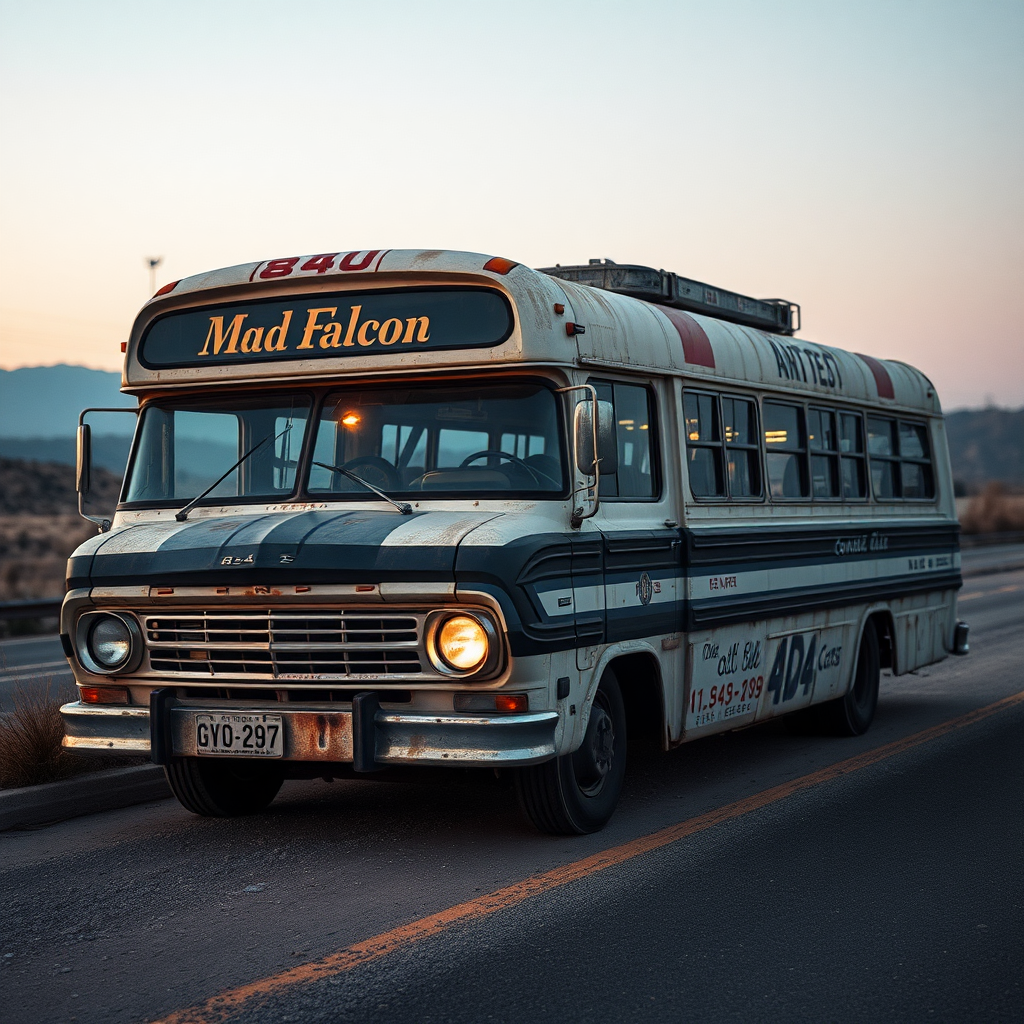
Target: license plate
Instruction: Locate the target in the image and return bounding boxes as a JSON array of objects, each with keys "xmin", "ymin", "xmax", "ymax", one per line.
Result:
[{"xmin": 195, "ymin": 713, "xmax": 283, "ymax": 757}]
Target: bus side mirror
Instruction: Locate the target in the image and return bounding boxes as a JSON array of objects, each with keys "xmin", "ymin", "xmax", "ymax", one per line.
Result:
[
  {"xmin": 76, "ymin": 406, "xmax": 139, "ymax": 533},
  {"xmin": 574, "ymin": 399, "xmax": 618, "ymax": 476},
  {"xmin": 76, "ymin": 423, "xmax": 92, "ymax": 496}
]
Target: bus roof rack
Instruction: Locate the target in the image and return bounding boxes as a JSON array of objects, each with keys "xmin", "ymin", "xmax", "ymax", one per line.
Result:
[{"xmin": 538, "ymin": 259, "xmax": 800, "ymax": 336}]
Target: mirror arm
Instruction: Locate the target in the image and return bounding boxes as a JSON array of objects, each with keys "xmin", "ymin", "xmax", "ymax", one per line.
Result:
[{"xmin": 556, "ymin": 384, "xmax": 600, "ymax": 528}]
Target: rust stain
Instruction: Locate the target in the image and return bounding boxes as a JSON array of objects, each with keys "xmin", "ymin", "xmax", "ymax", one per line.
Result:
[{"xmin": 148, "ymin": 689, "xmax": 1024, "ymax": 1024}]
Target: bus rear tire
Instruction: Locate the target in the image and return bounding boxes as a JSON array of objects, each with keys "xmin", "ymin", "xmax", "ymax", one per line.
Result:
[
  {"xmin": 164, "ymin": 758, "xmax": 284, "ymax": 817},
  {"xmin": 795, "ymin": 620, "xmax": 880, "ymax": 737},
  {"xmin": 514, "ymin": 669, "xmax": 627, "ymax": 835}
]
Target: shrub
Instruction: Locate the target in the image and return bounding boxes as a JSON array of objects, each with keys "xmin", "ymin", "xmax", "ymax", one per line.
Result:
[
  {"xmin": 960, "ymin": 482, "xmax": 1024, "ymax": 535},
  {"xmin": 0, "ymin": 683, "xmax": 110, "ymax": 789}
]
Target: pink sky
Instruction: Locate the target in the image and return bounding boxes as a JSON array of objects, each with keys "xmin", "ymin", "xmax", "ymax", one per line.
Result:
[{"xmin": 1, "ymin": 0, "xmax": 1021, "ymax": 409}]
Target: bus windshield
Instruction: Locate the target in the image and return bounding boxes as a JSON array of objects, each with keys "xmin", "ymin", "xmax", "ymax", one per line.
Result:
[
  {"xmin": 308, "ymin": 381, "xmax": 566, "ymax": 497},
  {"xmin": 122, "ymin": 381, "xmax": 566, "ymax": 506},
  {"xmin": 124, "ymin": 395, "xmax": 312, "ymax": 504}
]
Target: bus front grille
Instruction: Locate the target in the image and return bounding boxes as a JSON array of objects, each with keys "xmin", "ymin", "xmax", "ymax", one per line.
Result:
[{"xmin": 143, "ymin": 610, "xmax": 425, "ymax": 680}]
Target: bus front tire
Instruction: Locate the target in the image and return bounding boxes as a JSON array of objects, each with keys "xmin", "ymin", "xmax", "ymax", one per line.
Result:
[
  {"xmin": 514, "ymin": 669, "xmax": 627, "ymax": 835},
  {"xmin": 164, "ymin": 758, "xmax": 284, "ymax": 817}
]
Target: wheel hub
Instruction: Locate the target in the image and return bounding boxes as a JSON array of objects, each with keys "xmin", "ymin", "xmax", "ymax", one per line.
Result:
[{"xmin": 573, "ymin": 702, "xmax": 616, "ymax": 796}]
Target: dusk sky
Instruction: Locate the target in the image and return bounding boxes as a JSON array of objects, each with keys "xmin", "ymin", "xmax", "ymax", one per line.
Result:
[{"xmin": 1, "ymin": 0, "xmax": 1021, "ymax": 409}]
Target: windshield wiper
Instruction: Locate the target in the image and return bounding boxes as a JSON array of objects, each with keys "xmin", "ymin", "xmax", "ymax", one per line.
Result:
[
  {"xmin": 175, "ymin": 425, "xmax": 293, "ymax": 522},
  {"xmin": 311, "ymin": 461, "xmax": 412, "ymax": 515}
]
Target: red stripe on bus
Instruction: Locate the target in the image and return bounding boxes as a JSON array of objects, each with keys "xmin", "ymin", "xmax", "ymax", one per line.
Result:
[
  {"xmin": 659, "ymin": 306, "xmax": 715, "ymax": 368},
  {"xmin": 855, "ymin": 353, "xmax": 895, "ymax": 399}
]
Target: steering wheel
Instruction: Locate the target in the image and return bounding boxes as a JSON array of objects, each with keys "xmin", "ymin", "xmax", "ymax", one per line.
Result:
[
  {"xmin": 459, "ymin": 450, "xmax": 546, "ymax": 486},
  {"xmin": 339, "ymin": 456, "xmax": 401, "ymax": 490}
]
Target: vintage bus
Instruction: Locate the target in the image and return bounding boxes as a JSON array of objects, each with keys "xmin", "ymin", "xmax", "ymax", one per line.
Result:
[{"xmin": 60, "ymin": 250, "xmax": 968, "ymax": 834}]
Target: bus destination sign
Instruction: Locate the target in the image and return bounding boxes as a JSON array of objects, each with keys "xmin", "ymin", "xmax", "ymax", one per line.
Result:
[{"xmin": 139, "ymin": 288, "xmax": 514, "ymax": 369}]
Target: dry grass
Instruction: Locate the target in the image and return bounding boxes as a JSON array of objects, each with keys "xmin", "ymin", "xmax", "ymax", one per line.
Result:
[
  {"xmin": 0, "ymin": 683, "xmax": 103, "ymax": 788},
  {"xmin": 0, "ymin": 682, "xmax": 146, "ymax": 789},
  {"xmin": 960, "ymin": 482, "xmax": 1024, "ymax": 535}
]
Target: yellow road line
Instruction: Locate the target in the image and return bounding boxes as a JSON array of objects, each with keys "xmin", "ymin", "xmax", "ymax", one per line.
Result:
[{"xmin": 151, "ymin": 689, "xmax": 1024, "ymax": 1024}]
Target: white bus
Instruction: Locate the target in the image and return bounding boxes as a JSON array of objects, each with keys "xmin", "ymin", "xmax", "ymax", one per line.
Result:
[{"xmin": 61, "ymin": 250, "xmax": 968, "ymax": 834}]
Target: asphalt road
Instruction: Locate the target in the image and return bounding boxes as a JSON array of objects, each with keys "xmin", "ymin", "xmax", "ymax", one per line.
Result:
[
  {"xmin": 1, "ymin": 565, "xmax": 1022, "ymax": 1024},
  {"xmin": 0, "ymin": 632, "xmax": 75, "ymax": 712}
]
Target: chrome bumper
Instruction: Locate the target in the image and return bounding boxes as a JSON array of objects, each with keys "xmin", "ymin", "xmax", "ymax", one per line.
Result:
[{"xmin": 60, "ymin": 700, "xmax": 560, "ymax": 767}]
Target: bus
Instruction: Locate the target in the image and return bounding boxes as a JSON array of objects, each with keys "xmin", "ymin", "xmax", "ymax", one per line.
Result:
[{"xmin": 61, "ymin": 249, "xmax": 968, "ymax": 834}]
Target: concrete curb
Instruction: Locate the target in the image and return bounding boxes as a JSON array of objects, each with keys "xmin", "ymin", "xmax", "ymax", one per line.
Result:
[{"xmin": 0, "ymin": 764, "xmax": 171, "ymax": 831}]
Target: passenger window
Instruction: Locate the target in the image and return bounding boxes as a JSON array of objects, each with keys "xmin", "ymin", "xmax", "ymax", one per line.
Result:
[
  {"xmin": 593, "ymin": 382, "xmax": 658, "ymax": 499},
  {"xmin": 866, "ymin": 416, "xmax": 933, "ymax": 500},
  {"xmin": 722, "ymin": 397, "xmax": 761, "ymax": 498},
  {"xmin": 808, "ymin": 408, "xmax": 839, "ymax": 499},
  {"xmin": 684, "ymin": 392, "xmax": 724, "ymax": 498},
  {"xmin": 683, "ymin": 391, "xmax": 761, "ymax": 500},
  {"xmin": 867, "ymin": 417, "xmax": 896, "ymax": 456},
  {"xmin": 898, "ymin": 421, "xmax": 934, "ymax": 499},
  {"xmin": 838, "ymin": 412, "xmax": 867, "ymax": 499},
  {"xmin": 764, "ymin": 401, "xmax": 808, "ymax": 499},
  {"xmin": 437, "ymin": 428, "xmax": 490, "ymax": 467},
  {"xmin": 899, "ymin": 422, "xmax": 927, "ymax": 460}
]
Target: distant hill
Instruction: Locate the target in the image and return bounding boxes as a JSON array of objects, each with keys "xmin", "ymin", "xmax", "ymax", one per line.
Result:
[
  {"xmin": 945, "ymin": 407, "xmax": 1024, "ymax": 492},
  {"xmin": 0, "ymin": 365, "xmax": 132, "ymax": 438},
  {"xmin": 0, "ymin": 434, "xmax": 134, "ymax": 475}
]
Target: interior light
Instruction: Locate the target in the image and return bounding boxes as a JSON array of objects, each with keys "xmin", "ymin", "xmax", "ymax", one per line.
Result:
[
  {"xmin": 341, "ymin": 413, "xmax": 361, "ymax": 427},
  {"xmin": 765, "ymin": 430, "xmax": 789, "ymax": 443}
]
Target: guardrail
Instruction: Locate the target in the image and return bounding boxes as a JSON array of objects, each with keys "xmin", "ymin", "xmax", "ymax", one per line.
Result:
[{"xmin": 0, "ymin": 599, "xmax": 62, "ymax": 622}]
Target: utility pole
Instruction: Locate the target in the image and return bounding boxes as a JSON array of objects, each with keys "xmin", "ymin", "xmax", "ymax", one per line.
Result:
[{"xmin": 145, "ymin": 256, "xmax": 163, "ymax": 296}]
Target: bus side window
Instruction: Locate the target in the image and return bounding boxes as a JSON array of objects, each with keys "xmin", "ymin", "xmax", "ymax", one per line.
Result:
[
  {"xmin": 764, "ymin": 401, "xmax": 808, "ymax": 499},
  {"xmin": 839, "ymin": 412, "xmax": 867, "ymax": 499},
  {"xmin": 592, "ymin": 382, "xmax": 658, "ymax": 499},
  {"xmin": 898, "ymin": 421, "xmax": 935, "ymax": 499},
  {"xmin": 867, "ymin": 416, "xmax": 899, "ymax": 499},
  {"xmin": 722, "ymin": 397, "xmax": 762, "ymax": 497},
  {"xmin": 808, "ymin": 407, "xmax": 840, "ymax": 498},
  {"xmin": 683, "ymin": 391, "xmax": 725, "ymax": 498}
]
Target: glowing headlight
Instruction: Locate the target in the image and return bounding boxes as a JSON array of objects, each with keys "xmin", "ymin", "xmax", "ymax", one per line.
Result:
[
  {"xmin": 88, "ymin": 616, "xmax": 133, "ymax": 668},
  {"xmin": 437, "ymin": 615, "xmax": 489, "ymax": 672}
]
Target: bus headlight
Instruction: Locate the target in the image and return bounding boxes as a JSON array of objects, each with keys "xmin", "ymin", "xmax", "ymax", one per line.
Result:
[
  {"xmin": 76, "ymin": 612, "xmax": 142, "ymax": 675},
  {"xmin": 428, "ymin": 613, "xmax": 500, "ymax": 675}
]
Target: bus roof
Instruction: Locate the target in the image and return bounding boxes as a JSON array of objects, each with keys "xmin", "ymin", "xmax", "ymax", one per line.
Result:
[{"xmin": 123, "ymin": 248, "xmax": 940, "ymax": 414}]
